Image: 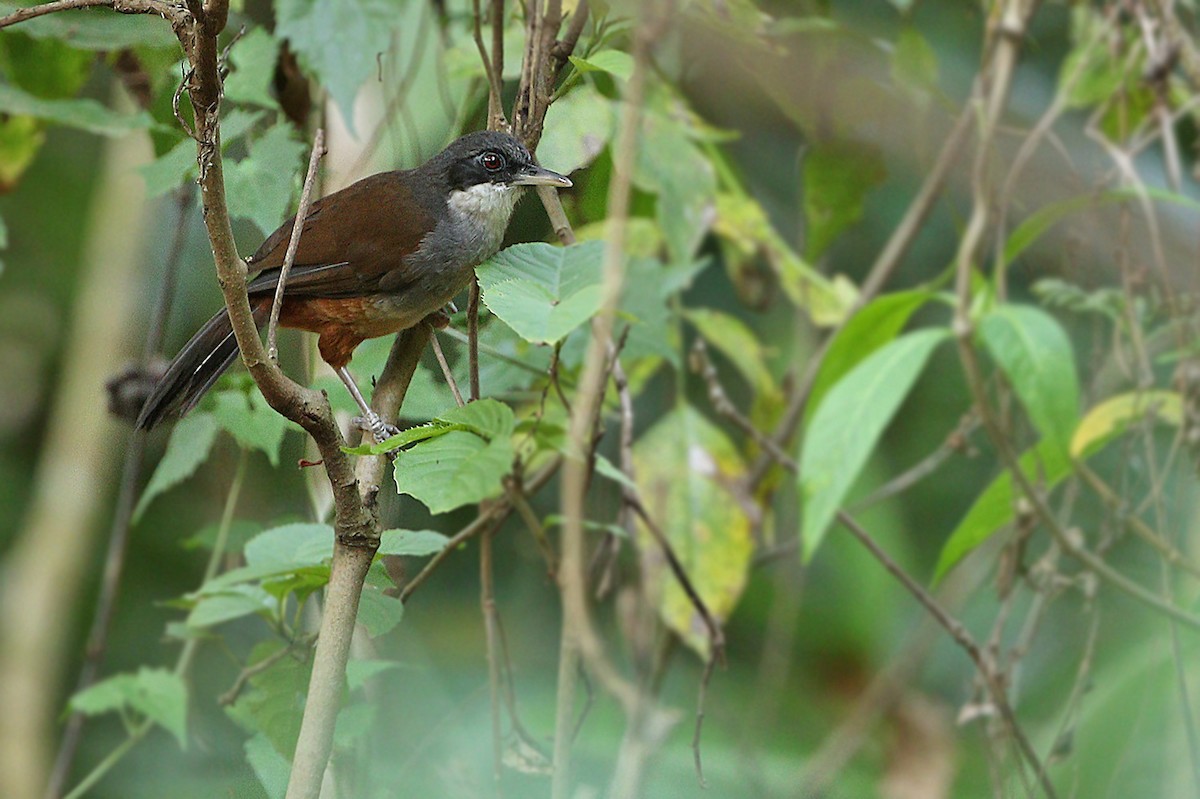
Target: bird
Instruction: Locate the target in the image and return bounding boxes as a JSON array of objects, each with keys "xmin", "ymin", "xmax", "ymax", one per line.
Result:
[{"xmin": 135, "ymin": 129, "xmax": 572, "ymax": 440}]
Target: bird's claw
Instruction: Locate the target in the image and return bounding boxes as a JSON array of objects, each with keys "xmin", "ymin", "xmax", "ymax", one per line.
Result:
[{"xmin": 354, "ymin": 414, "xmax": 402, "ymax": 447}]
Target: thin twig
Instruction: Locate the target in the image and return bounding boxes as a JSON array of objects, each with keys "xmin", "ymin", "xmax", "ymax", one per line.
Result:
[
  {"xmin": 45, "ymin": 191, "xmax": 194, "ymax": 799},
  {"xmin": 837, "ymin": 510, "xmax": 1059, "ymax": 799},
  {"xmin": 218, "ymin": 638, "xmax": 308, "ymax": 706},
  {"xmin": 467, "ymin": 277, "xmax": 481, "ymax": 401},
  {"xmin": 430, "ymin": 332, "xmax": 465, "ymax": 407},
  {"xmin": 268, "ymin": 128, "xmax": 325, "ymax": 362},
  {"xmin": 0, "ymin": 0, "xmax": 182, "ymax": 30},
  {"xmin": 399, "ymin": 458, "xmax": 560, "ymax": 603},
  {"xmin": 480, "ymin": 515, "xmax": 506, "ymax": 793}
]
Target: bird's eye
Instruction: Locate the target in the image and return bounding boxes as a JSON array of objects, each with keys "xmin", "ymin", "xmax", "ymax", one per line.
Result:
[{"xmin": 480, "ymin": 152, "xmax": 505, "ymax": 172}]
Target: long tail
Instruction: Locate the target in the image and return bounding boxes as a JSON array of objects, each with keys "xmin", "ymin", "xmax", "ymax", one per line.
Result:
[{"xmin": 136, "ymin": 299, "xmax": 270, "ymax": 430}]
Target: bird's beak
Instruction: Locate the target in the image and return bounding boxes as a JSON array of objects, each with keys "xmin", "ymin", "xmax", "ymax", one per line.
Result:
[{"xmin": 512, "ymin": 164, "xmax": 573, "ymax": 188}]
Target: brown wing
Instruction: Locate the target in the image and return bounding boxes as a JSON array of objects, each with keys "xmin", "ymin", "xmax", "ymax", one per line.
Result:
[{"xmin": 246, "ymin": 170, "xmax": 435, "ymax": 299}]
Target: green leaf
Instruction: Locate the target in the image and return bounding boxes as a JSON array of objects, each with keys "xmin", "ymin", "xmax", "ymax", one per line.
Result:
[
  {"xmin": 71, "ymin": 668, "xmax": 188, "ymax": 748},
  {"xmin": 803, "ymin": 139, "xmax": 886, "ymax": 260},
  {"xmin": 0, "ymin": 114, "xmax": 44, "ymax": 189},
  {"xmin": 436, "ymin": 398, "xmax": 515, "ymax": 439},
  {"xmin": 357, "ymin": 587, "xmax": 404, "ymax": 637},
  {"xmin": 633, "ymin": 108, "xmax": 717, "ymax": 264},
  {"xmin": 245, "ymin": 733, "xmax": 289, "ymax": 799},
  {"xmin": 806, "ymin": 289, "xmax": 933, "ymax": 428},
  {"xmin": 377, "ymin": 528, "xmax": 451, "ymax": 557},
  {"xmin": 538, "ymin": 85, "xmax": 615, "ymax": 176},
  {"xmin": 0, "ymin": 82, "xmax": 153, "ymax": 137},
  {"xmin": 800, "ymin": 328, "xmax": 948, "ymax": 558},
  {"xmin": 978, "ymin": 304, "xmax": 1079, "ymax": 452},
  {"xmin": 333, "ymin": 702, "xmax": 377, "ymax": 748},
  {"xmin": 244, "ymin": 523, "xmax": 334, "ymax": 571},
  {"xmin": 225, "ymin": 122, "xmax": 306, "ymax": 236},
  {"xmin": 1003, "ymin": 188, "xmax": 1200, "ymax": 267},
  {"xmin": 632, "ymin": 406, "xmax": 754, "ymax": 659},
  {"xmin": 211, "ymin": 388, "xmax": 291, "ymax": 466},
  {"xmin": 568, "ymin": 50, "xmax": 635, "ymax": 80},
  {"xmin": 345, "ymin": 659, "xmax": 402, "ymax": 691},
  {"xmin": 934, "ymin": 438, "xmax": 1072, "ymax": 581},
  {"xmin": 225, "ymin": 28, "xmax": 281, "ymax": 108},
  {"xmin": 685, "ymin": 307, "xmax": 777, "ymax": 397},
  {"xmin": 347, "ymin": 420, "xmax": 456, "ymax": 456},
  {"xmin": 712, "ymin": 192, "xmax": 855, "ymax": 327},
  {"xmin": 0, "ymin": 1, "xmax": 174, "ymax": 49},
  {"xmin": 394, "ymin": 431, "xmax": 512, "ymax": 514},
  {"xmin": 1070, "ymin": 390, "xmax": 1183, "ymax": 460},
  {"xmin": 187, "ymin": 585, "xmax": 275, "ymax": 628},
  {"xmin": 477, "ymin": 242, "xmax": 605, "ymax": 344},
  {"xmin": 139, "ymin": 138, "xmax": 196, "ymax": 197},
  {"xmin": 891, "ymin": 26, "xmax": 938, "ymax": 90},
  {"xmin": 135, "ymin": 412, "xmax": 219, "ymax": 521},
  {"xmin": 225, "ymin": 641, "xmax": 310, "ymax": 756},
  {"xmin": 275, "ymin": 0, "xmax": 397, "ymax": 131}
]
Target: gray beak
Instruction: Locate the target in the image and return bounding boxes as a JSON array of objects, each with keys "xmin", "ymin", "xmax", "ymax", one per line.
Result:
[{"xmin": 512, "ymin": 163, "xmax": 573, "ymax": 188}]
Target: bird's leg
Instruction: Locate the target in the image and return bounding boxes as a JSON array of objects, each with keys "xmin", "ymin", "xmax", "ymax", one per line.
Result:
[{"xmin": 336, "ymin": 366, "xmax": 401, "ymax": 443}]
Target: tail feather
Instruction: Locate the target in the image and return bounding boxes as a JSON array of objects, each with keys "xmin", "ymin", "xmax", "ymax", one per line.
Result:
[{"xmin": 136, "ymin": 300, "xmax": 269, "ymax": 430}]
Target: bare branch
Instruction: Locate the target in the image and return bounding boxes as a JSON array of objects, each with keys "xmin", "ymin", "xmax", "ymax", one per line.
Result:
[{"xmin": 267, "ymin": 128, "xmax": 326, "ymax": 363}]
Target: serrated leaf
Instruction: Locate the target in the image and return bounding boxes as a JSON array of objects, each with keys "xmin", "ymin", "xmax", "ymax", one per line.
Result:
[
  {"xmin": 934, "ymin": 438, "xmax": 1072, "ymax": 581},
  {"xmin": 569, "ymin": 50, "xmax": 635, "ymax": 80},
  {"xmin": 71, "ymin": 668, "xmax": 188, "ymax": 747},
  {"xmin": 245, "ymin": 733, "xmax": 289, "ymax": 799},
  {"xmin": 0, "ymin": 1, "xmax": 174, "ymax": 49},
  {"xmin": 806, "ymin": 289, "xmax": 934, "ymax": 428},
  {"xmin": 800, "ymin": 328, "xmax": 948, "ymax": 558},
  {"xmin": 225, "ymin": 28, "xmax": 281, "ymax": 108},
  {"xmin": 0, "ymin": 82, "xmax": 153, "ymax": 136},
  {"xmin": 377, "ymin": 529, "xmax": 450, "ymax": 557},
  {"xmin": 1070, "ymin": 390, "xmax": 1183, "ymax": 460},
  {"xmin": 357, "ymin": 587, "xmax": 404, "ymax": 637},
  {"xmin": 539, "ymin": 85, "xmax": 615, "ymax": 176},
  {"xmin": 979, "ymin": 305, "xmax": 1079, "ymax": 452},
  {"xmin": 275, "ymin": 0, "xmax": 397, "ymax": 132},
  {"xmin": 394, "ymin": 431, "xmax": 512, "ymax": 514},
  {"xmin": 632, "ymin": 406, "xmax": 754, "ymax": 659},
  {"xmin": 803, "ymin": 140, "xmax": 886, "ymax": 260},
  {"xmin": 349, "ymin": 421, "xmax": 455, "ymax": 456},
  {"xmin": 211, "ymin": 388, "xmax": 290, "ymax": 466},
  {"xmin": 437, "ymin": 398, "xmax": 515, "ymax": 439},
  {"xmin": 685, "ymin": 307, "xmax": 777, "ymax": 397},
  {"xmin": 225, "ymin": 123, "xmax": 306, "ymax": 236},
  {"xmin": 135, "ymin": 412, "xmax": 219, "ymax": 521},
  {"xmin": 477, "ymin": 242, "xmax": 605, "ymax": 344}
]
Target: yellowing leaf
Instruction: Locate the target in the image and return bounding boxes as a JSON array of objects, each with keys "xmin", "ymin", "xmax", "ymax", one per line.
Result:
[
  {"xmin": 1070, "ymin": 390, "xmax": 1183, "ymax": 459},
  {"xmin": 632, "ymin": 406, "xmax": 754, "ymax": 659},
  {"xmin": 713, "ymin": 192, "xmax": 857, "ymax": 326}
]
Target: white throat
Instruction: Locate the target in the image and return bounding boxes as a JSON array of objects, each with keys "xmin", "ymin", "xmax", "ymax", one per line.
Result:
[{"xmin": 447, "ymin": 182, "xmax": 522, "ymax": 229}]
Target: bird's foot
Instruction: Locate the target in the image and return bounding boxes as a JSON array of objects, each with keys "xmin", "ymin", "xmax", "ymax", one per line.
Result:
[
  {"xmin": 424, "ymin": 307, "xmax": 452, "ymax": 329},
  {"xmin": 354, "ymin": 413, "xmax": 402, "ymax": 446}
]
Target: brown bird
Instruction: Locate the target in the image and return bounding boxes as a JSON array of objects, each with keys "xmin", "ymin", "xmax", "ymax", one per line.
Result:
[{"xmin": 136, "ymin": 130, "xmax": 571, "ymax": 439}]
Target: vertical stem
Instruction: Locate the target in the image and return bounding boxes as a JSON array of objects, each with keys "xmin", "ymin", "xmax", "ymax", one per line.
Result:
[
  {"xmin": 481, "ymin": 524, "xmax": 504, "ymax": 794},
  {"xmin": 284, "ymin": 542, "xmax": 378, "ymax": 799},
  {"xmin": 468, "ymin": 277, "xmax": 482, "ymax": 401}
]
